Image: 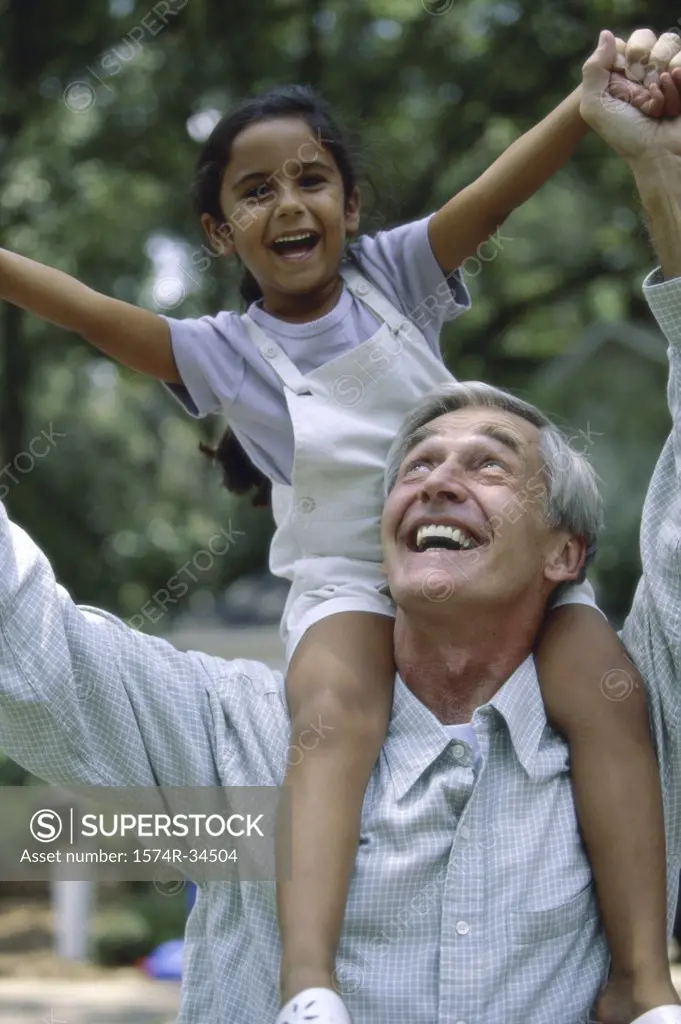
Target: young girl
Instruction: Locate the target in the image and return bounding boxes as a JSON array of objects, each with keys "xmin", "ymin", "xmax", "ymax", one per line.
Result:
[{"xmin": 1, "ymin": 46, "xmax": 680, "ymax": 1024}]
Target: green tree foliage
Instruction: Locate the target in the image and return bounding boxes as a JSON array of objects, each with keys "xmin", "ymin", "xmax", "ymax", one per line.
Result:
[{"xmin": 0, "ymin": 0, "xmax": 675, "ymax": 638}]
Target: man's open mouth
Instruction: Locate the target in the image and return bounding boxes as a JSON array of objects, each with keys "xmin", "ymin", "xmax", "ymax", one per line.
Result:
[
  {"xmin": 409, "ymin": 523, "xmax": 480, "ymax": 552},
  {"xmin": 270, "ymin": 231, "xmax": 320, "ymax": 259}
]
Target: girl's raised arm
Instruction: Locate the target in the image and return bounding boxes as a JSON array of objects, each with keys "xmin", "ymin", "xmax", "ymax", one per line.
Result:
[
  {"xmin": 0, "ymin": 248, "xmax": 181, "ymax": 383},
  {"xmin": 428, "ymin": 86, "xmax": 587, "ymax": 274},
  {"xmin": 428, "ymin": 31, "xmax": 674, "ymax": 275}
]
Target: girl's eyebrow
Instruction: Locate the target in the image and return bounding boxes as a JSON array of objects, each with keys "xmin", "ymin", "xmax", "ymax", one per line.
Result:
[
  {"xmin": 300, "ymin": 158, "xmax": 331, "ymax": 170},
  {"xmin": 233, "ymin": 159, "xmax": 332, "ymax": 190},
  {"xmin": 233, "ymin": 170, "xmax": 270, "ymax": 188}
]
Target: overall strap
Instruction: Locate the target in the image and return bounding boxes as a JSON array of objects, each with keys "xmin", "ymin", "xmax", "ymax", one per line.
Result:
[
  {"xmin": 340, "ymin": 263, "xmax": 416, "ymax": 338},
  {"xmin": 241, "ymin": 314, "xmax": 312, "ymax": 395}
]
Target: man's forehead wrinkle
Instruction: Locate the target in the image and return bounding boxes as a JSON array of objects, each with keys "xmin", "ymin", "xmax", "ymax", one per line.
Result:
[
  {"xmin": 406, "ymin": 416, "xmax": 529, "ymax": 457},
  {"xmin": 404, "ymin": 424, "xmax": 438, "ymax": 458},
  {"xmin": 476, "ymin": 422, "xmax": 527, "ymax": 458}
]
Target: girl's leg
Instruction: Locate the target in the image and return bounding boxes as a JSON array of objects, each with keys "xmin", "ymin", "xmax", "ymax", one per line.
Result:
[
  {"xmin": 537, "ymin": 606, "xmax": 679, "ymax": 1024},
  {"xmin": 277, "ymin": 611, "xmax": 395, "ymax": 1010}
]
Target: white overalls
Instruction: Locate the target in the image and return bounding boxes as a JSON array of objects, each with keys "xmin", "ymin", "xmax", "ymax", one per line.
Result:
[{"xmin": 241, "ymin": 263, "xmax": 458, "ymax": 661}]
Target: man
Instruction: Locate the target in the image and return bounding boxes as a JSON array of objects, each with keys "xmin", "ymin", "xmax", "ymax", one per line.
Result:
[{"xmin": 0, "ymin": 28, "xmax": 680, "ymax": 1024}]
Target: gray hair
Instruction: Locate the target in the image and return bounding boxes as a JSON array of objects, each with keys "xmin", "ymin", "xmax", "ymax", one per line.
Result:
[{"xmin": 385, "ymin": 382, "xmax": 603, "ymax": 586}]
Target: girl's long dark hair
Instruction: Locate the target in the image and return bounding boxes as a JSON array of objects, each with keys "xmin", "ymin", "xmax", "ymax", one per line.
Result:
[
  {"xmin": 193, "ymin": 84, "xmax": 361, "ymax": 506},
  {"xmin": 198, "ymin": 433, "xmax": 271, "ymax": 506}
]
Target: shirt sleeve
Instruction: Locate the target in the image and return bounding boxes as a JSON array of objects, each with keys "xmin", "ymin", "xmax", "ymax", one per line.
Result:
[
  {"xmin": 620, "ymin": 270, "xmax": 681, "ymax": 781},
  {"xmin": 622, "ymin": 269, "xmax": 681, "ymax": 655},
  {"xmin": 0, "ymin": 501, "xmax": 261, "ymax": 788},
  {"xmin": 161, "ymin": 312, "xmax": 246, "ymax": 418},
  {"xmin": 350, "ymin": 216, "xmax": 471, "ymax": 349}
]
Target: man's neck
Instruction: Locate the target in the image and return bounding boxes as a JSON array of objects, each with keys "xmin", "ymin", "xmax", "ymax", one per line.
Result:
[{"xmin": 393, "ymin": 598, "xmax": 546, "ymax": 724}]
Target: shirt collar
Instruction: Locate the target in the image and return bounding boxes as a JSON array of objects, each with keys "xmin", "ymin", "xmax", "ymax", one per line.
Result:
[
  {"xmin": 385, "ymin": 656, "xmax": 548, "ymax": 798},
  {"xmin": 383, "ymin": 675, "xmax": 453, "ymax": 800},
  {"xmin": 248, "ymin": 285, "xmax": 352, "ymax": 339},
  {"xmin": 484, "ymin": 654, "xmax": 548, "ymax": 778}
]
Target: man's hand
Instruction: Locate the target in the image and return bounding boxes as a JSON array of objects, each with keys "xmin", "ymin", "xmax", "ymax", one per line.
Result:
[
  {"xmin": 581, "ymin": 30, "xmax": 681, "ymax": 161},
  {"xmin": 619, "ymin": 28, "xmax": 681, "ymax": 89}
]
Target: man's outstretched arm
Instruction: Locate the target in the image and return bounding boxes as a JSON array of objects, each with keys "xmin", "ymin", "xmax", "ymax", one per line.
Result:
[
  {"xmin": 634, "ymin": 154, "xmax": 681, "ymax": 280},
  {"xmin": 623, "ymin": 172, "xmax": 681, "ymax": 667},
  {"xmin": 0, "ymin": 499, "xmax": 234, "ymax": 787},
  {"xmin": 626, "ymin": 149, "xmax": 681, "ymax": 668},
  {"xmin": 579, "ymin": 32, "xmax": 681, "ymax": 671}
]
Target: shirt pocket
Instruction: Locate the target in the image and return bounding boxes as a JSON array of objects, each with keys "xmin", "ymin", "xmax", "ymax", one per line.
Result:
[{"xmin": 508, "ymin": 883, "xmax": 598, "ymax": 946}]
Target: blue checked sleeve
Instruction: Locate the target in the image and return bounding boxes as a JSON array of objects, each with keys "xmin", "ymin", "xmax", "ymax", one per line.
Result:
[
  {"xmin": 621, "ymin": 270, "xmax": 681, "ymax": 786},
  {"xmin": 0, "ymin": 503, "xmax": 249, "ymax": 788},
  {"xmin": 624, "ymin": 270, "xmax": 681, "ymax": 658}
]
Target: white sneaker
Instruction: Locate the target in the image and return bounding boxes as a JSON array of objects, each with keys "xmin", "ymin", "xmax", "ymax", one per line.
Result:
[
  {"xmin": 275, "ymin": 987, "xmax": 352, "ymax": 1024},
  {"xmin": 631, "ymin": 1009, "xmax": 681, "ymax": 1024}
]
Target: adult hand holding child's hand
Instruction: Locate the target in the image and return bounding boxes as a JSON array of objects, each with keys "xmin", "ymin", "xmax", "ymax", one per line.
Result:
[
  {"xmin": 619, "ymin": 28, "xmax": 681, "ymax": 90},
  {"xmin": 582, "ymin": 28, "xmax": 681, "ymax": 158}
]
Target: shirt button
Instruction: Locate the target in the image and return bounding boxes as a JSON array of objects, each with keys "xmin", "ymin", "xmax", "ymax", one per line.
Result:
[
  {"xmin": 261, "ymin": 344, "xmax": 278, "ymax": 359},
  {"xmin": 299, "ymin": 497, "xmax": 316, "ymax": 513},
  {"xmin": 455, "ymin": 920, "xmax": 470, "ymax": 936},
  {"xmin": 355, "ymin": 282, "xmax": 370, "ymax": 296},
  {"xmin": 452, "ymin": 743, "xmax": 465, "ymax": 759},
  {"xmin": 459, "ymin": 825, "xmax": 471, "ymax": 840}
]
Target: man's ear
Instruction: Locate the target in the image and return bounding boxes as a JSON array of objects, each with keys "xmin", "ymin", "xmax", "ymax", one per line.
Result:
[
  {"xmin": 344, "ymin": 185, "xmax": 361, "ymax": 236},
  {"xmin": 201, "ymin": 214, "xmax": 235, "ymax": 256},
  {"xmin": 544, "ymin": 533, "xmax": 586, "ymax": 585}
]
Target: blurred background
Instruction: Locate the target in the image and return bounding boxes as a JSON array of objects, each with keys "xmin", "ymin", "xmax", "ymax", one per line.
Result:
[{"xmin": 0, "ymin": 0, "xmax": 679, "ymax": 1019}]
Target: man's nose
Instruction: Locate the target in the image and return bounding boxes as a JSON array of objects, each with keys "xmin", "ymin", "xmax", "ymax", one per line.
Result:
[{"xmin": 419, "ymin": 461, "xmax": 470, "ymax": 503}]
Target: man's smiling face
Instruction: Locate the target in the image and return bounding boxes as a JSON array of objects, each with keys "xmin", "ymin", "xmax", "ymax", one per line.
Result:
[{"xmin": 381, "ymin": 406, "xmax": 581, "ymax": 613}]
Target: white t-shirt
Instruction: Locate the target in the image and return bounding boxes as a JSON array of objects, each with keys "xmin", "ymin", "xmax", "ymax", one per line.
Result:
[{"xmin": 164, "ymin": 215, "xmax": 470, "ymax": 484}]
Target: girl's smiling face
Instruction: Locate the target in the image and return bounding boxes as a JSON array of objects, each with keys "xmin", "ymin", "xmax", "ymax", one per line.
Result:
[{"xmin": 204, "ymin": 117, "xmax": 360, "ymax": 318}]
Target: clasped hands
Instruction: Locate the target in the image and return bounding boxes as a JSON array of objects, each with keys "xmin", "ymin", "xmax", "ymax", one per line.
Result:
[{"xmin": 582, "ymin": 27, "xmax": 681, "ymax": 160}]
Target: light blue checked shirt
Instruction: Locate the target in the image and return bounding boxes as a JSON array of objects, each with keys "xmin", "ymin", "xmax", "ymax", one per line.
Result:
[{"xmin": 0, "ymin": 270, "xmax": 680, "ymax": 1023}]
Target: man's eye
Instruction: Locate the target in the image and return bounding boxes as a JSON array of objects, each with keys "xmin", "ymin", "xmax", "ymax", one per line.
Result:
[
  {"xmin": 479, "ymin": 457, "xmax": 505, "ymax": 470},
  {"xmin": 299, "ymin": 175, "xmax": 325, "ymax": 188},
  {"xmin": 405, "ymin": 458, "xmax": 431, "ymax": 474}
]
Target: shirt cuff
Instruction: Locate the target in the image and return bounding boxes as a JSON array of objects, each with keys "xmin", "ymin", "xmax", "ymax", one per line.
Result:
[{"xmin": 642, "ymin": 268, "xmax": 681, "ymax": 348}]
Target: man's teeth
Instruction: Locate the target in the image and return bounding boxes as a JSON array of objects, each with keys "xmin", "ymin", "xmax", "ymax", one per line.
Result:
[{"xmin": 415, "ymin": 524, "xmax": 476, "ymax": 550}]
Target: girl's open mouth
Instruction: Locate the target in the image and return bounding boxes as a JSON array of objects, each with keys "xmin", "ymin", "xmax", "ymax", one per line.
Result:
[{"xmin": 270, "ymin": 231, "xmax": 320, "ymax": 261}]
